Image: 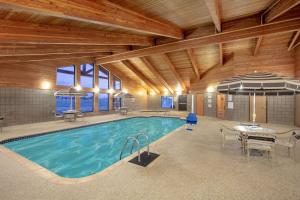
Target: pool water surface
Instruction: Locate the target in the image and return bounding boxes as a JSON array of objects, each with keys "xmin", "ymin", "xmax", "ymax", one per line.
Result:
[{"xmin": 3, "ymin": 117, "xmax": 184, "ymax": 178}]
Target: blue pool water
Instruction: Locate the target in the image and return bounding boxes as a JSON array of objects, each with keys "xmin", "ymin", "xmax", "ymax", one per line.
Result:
[{"xmin": 3, "ymin": 117, "xmax": 184, "ymax": 178}]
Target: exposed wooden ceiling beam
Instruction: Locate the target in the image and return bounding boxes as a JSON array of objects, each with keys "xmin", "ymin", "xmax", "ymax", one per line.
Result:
[
  {"xmin": 140, "ymin": 57, "xmax": 174, "ymax": 94},
  {"xmin": 0, "ymin": 0, "xmax": 183, "ymax": 39},
  {"xmin": 0, "ymin": 20, "xmax": 153, "ymax": 46},
  {"xmin": 204, "ymin": 0, "xmax": 222, "ymax": 32},
  {"xmin": 96, "ymin": 18, "xmax": 300, "ymax": 64},
  {"xmin": 186, "ymin": 49, "xmax": 200, "ymax": 79},
  {"xmin": 253, "ymin": 36, "xmax": 263, "ymax": 56},
  {"xmin": 265, "ymin": 0, "xmax": 300, "ymax": 22},
  {"xmin": 0, "ymin": 52, "xmax": 110, "ymax": 63},
  {"xmin": 219, "ymin": 43, "xmax": 223, "ymax": 65},
  {"xmin": 161, "ymin": 54, "xmax": 186, "ymax": 91},
  {"xmin": 288, "ymin": 31, "xmax": 300, "ymax": 51},
  {"xmin": 0, "ymin": 44, "xmax": 129, "ymax": 56},
  {"xmin": 121, "ymin": 60, "xmax": 161, "ymax": 94}
]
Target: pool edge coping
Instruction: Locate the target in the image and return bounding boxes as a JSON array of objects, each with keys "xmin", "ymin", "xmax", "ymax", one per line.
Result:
[{"xmin": 0, "ymin": 115, "xmax": 186, "ymax": 184}]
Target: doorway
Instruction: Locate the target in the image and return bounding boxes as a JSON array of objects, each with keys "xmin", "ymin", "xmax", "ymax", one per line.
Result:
[
  {"xmin": 196, "ymin": 94, "xmax": 204, "ymax": 116},
  {"xmin": 178, "ymin": 95, "xmax": 187, "ymax": 111},
  {"xmin": 217, "ymin": 94, "xmax": 225, "ymax": 119},
  {"xmin": 250, "ymin": 95, "xmax": 267, "ymax": 123}
]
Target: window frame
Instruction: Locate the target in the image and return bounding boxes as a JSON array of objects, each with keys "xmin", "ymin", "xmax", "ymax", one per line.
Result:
[
  {"xmin": 99, "ymin": 93, "xmax": 110, "ymax": 112},
  {"xmin": 99, "ymin": 65, "xmax": 110, "ymax": 90},
  {"xmin": 161, "ymin": 96, "xmax": 174, "ymax": 109},
  {"xmin": 56, "ymin": 65, "xmax": 75, "ymax": 87},
  {"xmin": 80, "ymin": 92, "xmax": 94, "ymax": 113},
  {"xmin": 113, "ymin": 75, "xmax": 122, "ymax": 90},
  {"xmin": 80, "ymin": 63, "xmax": 94, "ymax": 89},
  {"xmin": 55, "ymin": 96, "xmax": 76, "ymax": 114}
]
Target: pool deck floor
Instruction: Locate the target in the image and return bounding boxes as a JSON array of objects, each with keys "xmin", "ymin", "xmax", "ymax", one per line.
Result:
[{"xmin": 0, "ymin": 112, "xmax": 300, "ymax": 200}]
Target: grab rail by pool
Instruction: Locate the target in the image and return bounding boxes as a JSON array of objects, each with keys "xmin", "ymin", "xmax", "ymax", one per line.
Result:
[{"xmin": 119, "ymin": 133, "xmax": 150, "ymax": 162}]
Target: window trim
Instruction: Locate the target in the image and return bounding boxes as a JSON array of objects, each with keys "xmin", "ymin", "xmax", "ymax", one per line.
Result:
[
  {"xmin": 99, "ymin": 93, "xmax": 110, "ymax": 112},
  {"xmin": 161, "ymin": 96, "xmax": 174, "ymax": 109},
  {"xmin": 80, "ymin": 63, "xmax": 94, "ymax": 89},
  {"xmin": 80, "ymin": 92, "xmax": 94, "ymax": 113},
  {"xmin": 113, "ymin": 75, "xmax": 122, "ymax": 90},
  {"xmin": 56, "ymin": 65, "xmax": 75, "ymax": 87},
  {"xmin": 99, "ymin": 65, "xmax": 110, "ymax": 90}
]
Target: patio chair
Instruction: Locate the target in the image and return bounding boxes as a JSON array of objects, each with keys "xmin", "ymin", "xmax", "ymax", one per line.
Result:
[
  {"xmin": 220, "ymin": 125, "xmax": 239, "ymax": 148},
  {"xmin": 247, "ymin": 139, "xmax": 275, "ymax": 162},
  {"xmin": 76, "ymin": 111, "xmax": 85, "ymax": 121},
  {"xmin": 52, "ymin": 111, "xmax": 63, "ymax": 120},
  {"xmin": 275, "ymin": 130, "xmax": 300, "ymax": 161}
]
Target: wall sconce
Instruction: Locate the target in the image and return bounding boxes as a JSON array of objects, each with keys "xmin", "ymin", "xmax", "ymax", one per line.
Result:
[
  {"xmin": 41, "ymin": 81, "xmax": 51, "ymax": 90},
  {"xmin": 93, "ymin": 87, "xmax": 100, "ymax": 93},
  {"xmin": 122, "ymin": 89, "xmax": 128, "ymax": 94},
  {"xmin": 108, "ymin": 88, "xmax": 114, "ymax": 94},
  {"xmin": 206, "ymin": 86, "xmax": 215, "ymax": 93},
  {"xmin": 150, "ymin": 91, "xmax": 156, "ymax": 96},
  {"xmin": 75, "ymin": 85, "xmax": 82, "ymax": 91}
]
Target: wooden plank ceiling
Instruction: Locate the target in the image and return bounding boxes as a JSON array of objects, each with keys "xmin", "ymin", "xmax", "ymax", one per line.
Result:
[{"xmin": 0, "ymin": 0, "xmax": 299, "ymax": 93}]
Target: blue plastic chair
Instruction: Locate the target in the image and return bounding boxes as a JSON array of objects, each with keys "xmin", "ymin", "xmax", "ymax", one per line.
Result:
[{"xmin": 186, "ymin": 113, "xmax": 197, "ymax": 131}]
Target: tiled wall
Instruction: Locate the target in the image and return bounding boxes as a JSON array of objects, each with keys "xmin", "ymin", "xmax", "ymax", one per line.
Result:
[
  {"xmin": 0, "ymin": 88, "xmax": 55, "ymax": 126},
  {"xmin": 225, "ymin": 95, "xmax": 249, "ymax": 122},
  {"xmin": 204, "ymin": 93, "xmax": 216, "ymax": 117},
  {"xmin": 267, "ymin": 95, "xmax": 295, "ymax": 125},
  {"xmin": 123, "ymin": 95, "xmax": 147, "ymax": 111}
]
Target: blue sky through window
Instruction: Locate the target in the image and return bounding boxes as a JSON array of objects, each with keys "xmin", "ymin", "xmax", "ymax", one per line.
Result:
[
  {"xmin": 56, "ymin": 66, "xmax": 75, "ymax": 86},
  {"xmin": 80, "ymin": 64, "xmax": 94, "ymax": 88}
]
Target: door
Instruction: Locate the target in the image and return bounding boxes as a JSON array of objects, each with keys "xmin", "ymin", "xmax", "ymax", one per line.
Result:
[
  {"xmin": 196, "ymin": 94, "xmax": 204, "ymax": 116},
  {"xmin": 178, "ymin": 95, "xmax": 187, "ymax": 111},
  {"xmin": 217, "ymin": 94, "xmax": 225, "ymax": 119},
  {"xmin": 250, "ymin": 95, "xmax": 267, "ymax": 123}
]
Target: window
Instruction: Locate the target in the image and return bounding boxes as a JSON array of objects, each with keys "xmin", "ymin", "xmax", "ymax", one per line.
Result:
[
  {"xmin": 113, "ymin": 97, "xmax": 122, "ymax": 110},
  {"xmin": 80, "ymin": 92, "xmax": 94, "ymax": 112},
  {"xmin": 99, "ymin": 66, "xmax": 109, "ymax": 89},
  {"xmin": 80, "ymin": 64, "xmax": 94, "ymax": 88},
  {"xmin": 56, "ymin": 96, "xmax": 75, "ymax": 113},
  {"xmin": 161, "ymin": 96, "xmax": 173, "ymax": 109},
  {"xmin": 99, "ymin": 93, "xmax": 109, "ymax": 111},
  {"xmin": 56, "ymin": 65, "xmax": 75, "ymax": 86},
  {"xmin": 113, "ymin": 76, "xmax": 121, "ymax": 90}
]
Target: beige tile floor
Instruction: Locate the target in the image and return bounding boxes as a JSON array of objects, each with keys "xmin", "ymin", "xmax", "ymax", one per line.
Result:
[{"xmin": 0, "ymin": 113, "xmax": 300, "ymax": 200}]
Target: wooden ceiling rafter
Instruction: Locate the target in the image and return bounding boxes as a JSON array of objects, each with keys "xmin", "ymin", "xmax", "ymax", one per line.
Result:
[
  {"xmin": 140, "ymin": 57, "xmax": 174, "ymax": 94},
  {"xmin": 0, "ymin": 19, "xmax": 153, "ymax": 46},
  {"xmin": 121, "ymin": 60, "xmax": 161, "ymax": 94},
  {"xmin": 0, "ymin": 44, "xmax": 130, "ymax": 56},
  {"xmin": 288, "ymin": 31, "xmax": 300, "ymax": 50},
  {"xmin": 204, "ymin": 0, "xmax": 223, "ymax": 65},
  {"xmin": 161, "ymin": 54, "xmax": 186, "ymax": 91},
  {"xmin": 265, "ymin": 0, "xmax": 300, "ymax": 23},
  {"xmin": 0, "ymin": 52, "xmax": 111, "ymax": 63},
  {"xmin": 186, "ymin": 49, "xmax": 200, "ymax": 79},
  {"xmin": 0, "ymin": 0, "xmax": 183, "ymax": 39},
  {"xmin": 261, "ymin": 0, "xmax": 300, "ymax": 54},
  {"xmin": 253, "ymin": 36, "xmax": 263, "ymax": 56},
  {"xmin": 96, "ymin": 18, "xmax": 300, "ymax": 64}
]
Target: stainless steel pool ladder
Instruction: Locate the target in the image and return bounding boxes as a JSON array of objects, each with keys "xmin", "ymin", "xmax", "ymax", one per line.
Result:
[{"xmin": 119, "ymin": 133, "xmax": 150, "ymax": 162}]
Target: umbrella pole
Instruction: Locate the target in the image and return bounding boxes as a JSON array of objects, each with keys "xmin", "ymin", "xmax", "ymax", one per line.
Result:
[{"xmin": 252, "ymin": 92, "xmax": 256, "ymax": 125}]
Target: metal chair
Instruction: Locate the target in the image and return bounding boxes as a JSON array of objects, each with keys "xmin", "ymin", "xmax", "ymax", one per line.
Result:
[
  {"xmin": 76, "ymin": 111, "xmax": 85, "ymax": 121},
  {"xmin": 220, "ymin": 125, "xmax": 239, "ymax": 148},
  {"xmin": 276, "ymin": 130, "xmax": 300, "ymax": 161},
  {"xmin": 246, "ymin": 136, "xmax": 276, "ymax": 162}
]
